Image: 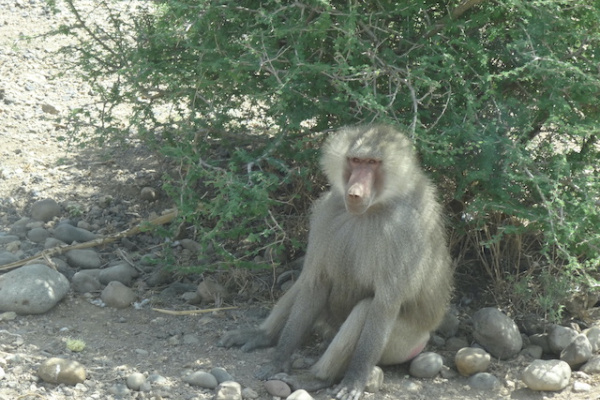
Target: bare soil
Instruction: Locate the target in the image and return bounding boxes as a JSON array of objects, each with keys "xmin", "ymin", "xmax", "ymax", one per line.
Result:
[{"xmin": 1, "ymin": 1, "xmax": 599, "ymax": 399}]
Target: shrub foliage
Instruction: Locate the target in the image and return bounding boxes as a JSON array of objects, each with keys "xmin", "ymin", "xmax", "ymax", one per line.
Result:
[{"xmin": 50, "ymin": 0, "xmax": 600, "ymax": 318}]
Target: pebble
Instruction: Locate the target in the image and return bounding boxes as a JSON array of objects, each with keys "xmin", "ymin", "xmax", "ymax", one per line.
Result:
[
  {"xmin": 241, "ymin": 387, "xmax": 259, "ymax": 399},
  {"xmin": 108, "ymin": 383, "xmax": 130, "ymax": 396},
  {"xmin": 584, "ymin": 326, "xmax": 600, "ymax": 352},
  {"xmin": 409, "ymin": 352, "xmax": 443, "ymax": 378},
  {"xmin": 215, "ymin": 381, "xmax": 242, "ymax": 400},
  {"xmin": 521, "ymin": 359, "xmax": 571, "ymax": 391},
  {"xmin": 548, "ymin": 325, "xmax": 578, "ymax": 354},
  {"xmin": 472, "ymin": 307, "xmax": 522, "ymax": 359},
  {"xmin": 580, "ymin": 355, "xmax": 600, "ymax": 374},
  {"xmin": 101, "ymin": 281, "xmax": 136, "ymax": 308},
  {"xmin": 182, "ymin": 371, "xmax": 218, "ymax": 389},
  {"xmin": 0, "ymin": 234, "xmax": 20, "ymax": 245},
  {"xmin": 126, "ymin": 372, "xmax": 146, "ymax": 390},
  {"xmin": 0, "ymin": 264, "xmax": 69, "ymax": 314},
  {"xmin": 211, "ymin": 367, "xmax": 234, "ymax": 383},
  {"xmin": 37, "ymin": 357, "xmax": 86, "ymax": 385},
  {"xmin": 0, "ymin": 251, "xmax": 19, "ymax": 266},
  {"xmin": 287, "ymin": 389, "xmax": 315, "ymax": 400},
  {"xmin": 529, "ymin": 333, "xmax": 552, "ymax": 354},
  {"xmin": 66, "ymin": 249, "xmax": 102, "ymax": 269},
  {"xmin": 98, "ymin": 262, "xmax": 138, "ymax": 286},
  {"xmin": 573, "ymin": 381, "xmax": 592, "ymax": 392},
  {"xmin": 31, "ymin": 198, "xmax": 60, "ymax": 221},
  {"xmin": 71, "ymin": 270, "xmax": 103, "ymax": 293},
  {"xmin": 264, "ymin": 379, "xmax": 291, "ymax": 397},
  {"xmin": 446, "ymin": 336, "xmax": 469, "ymax": 351},
  {"xmin": 437, "ymin": 306, "xmax": 460, "ymax": 338},
  {"xmin": 365, "ymin": 366, "xmax": 384, "ymax": 393},
  {"xmin": 455, "ymin": 347, "xmax": 491, "ymax": 376},
  {"xmin": 520, "ymin": 345, "xmax": 543, "ymax": 359},
  {"xmin": 27, "ymin": 227, "xmax": 50, "ymax": 243},
  {"xmin": 467, "ymin": 372, "xmax": 501, "ymax": 391},
  {"xmin": 53, "ymin": 223, "xmax": 98, "ymax": 243},
  {"xmin": 560, "ymin": 334, "xmax": 592, "ymax": 367}
]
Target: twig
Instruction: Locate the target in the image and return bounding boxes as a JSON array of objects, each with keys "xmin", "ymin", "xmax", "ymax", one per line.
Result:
[{"xmin": 152, "ymin": 306, "xmax": 237, "ymax": 315}]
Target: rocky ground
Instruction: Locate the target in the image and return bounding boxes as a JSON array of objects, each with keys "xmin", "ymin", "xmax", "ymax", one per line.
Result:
[{"xmin": 2, "ymin": 0, "xmax": 600, "ymax": 399}]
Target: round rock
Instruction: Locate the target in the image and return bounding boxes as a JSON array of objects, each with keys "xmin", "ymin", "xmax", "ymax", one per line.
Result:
[
  {"xmin": 53, "ymin": 224, "xmax": 98, "ymax": 244},
  {"xmin": 548, "ymin": 325, "xmax": 578, "ymax": 354},
  {"xmin": 264, "ymin": 380, "xmax": 291, "ymax": 397},
  {"xmin": 560, "ymin": 334, "xmax": 593, "ymax": 368},
  {"xmin": 365, "ymin": 366, "xmax": 384, "ymax": 393},
  {"xmin": 409, "ymin": 352, "xmax": 444, "ymax": 378},
  {"xmin": 210, "ymin": 367, "xmax": 234, "ymax": 384},
  {"xmin": 66, "ymin": 249, "xmax": 102, "ymax": 269},
  {"xmin": 126, "ymin": 372, "xmax": 146, "ymax": 390},
  {"xmin": 467, "ymin": 372, "xmax": 501, "ymax": 391},
  {"xmin": 522, "ymin": 359, "xmax": 571, "ymax": 391},
  {"xmin": 472, "ymin": 307, "xmax": 522, "ymax": 359},
  {"xmin": 27, "ymin": 227, "xmax": 50, "ymax": 243},
  {"xmin": 101, "ymin": 281, "xmax": 136, "ymax": 308},
  {"xmin": 31, "ymin": 198, "xmax": 60, "ymax": 222},
  {"xmin": 98, "ymin": 263, "xmax": 138, "ymax": 286},
  {"xmin": 71, "ymin": 270, "xmax": 103, "ymax": 293},
  {"xmin": 182, "ymin": 371, "xmax": 218, "ymax": 389},
  {"xmin": 38, "ymin": 357, "xmax": 86, "ymax": 385},
  {"xmin": 455, "ymin": 347, "xmax": 491, "ymax": 376},
  {"xmin": 287, "ymin": 389, "xmax": 315, "ymax": 400},
  {"xmin": 0, "ymin": 264, "xmax": 69, "ymax": 314},
  {"xmin": 215, "ymin": 381, "xmax": 242, "ymax": 400},
  {"xmin": 0, "ymin": 251, "xmax": 19, "ymax": 267},
  {"xmin": 580, "ymin": 355, "xmax": 600, "ymax": 374}
]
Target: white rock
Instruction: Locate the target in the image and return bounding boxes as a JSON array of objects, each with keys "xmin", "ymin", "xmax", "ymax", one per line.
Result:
[{"xmin": 522, "ymin": 359, "xmax": 571, "ymax": 391}]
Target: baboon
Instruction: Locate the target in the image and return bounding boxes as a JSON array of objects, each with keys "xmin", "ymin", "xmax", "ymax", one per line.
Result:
[{"xmin": 219, "ymin": 125, "xmax": 453, "ymax": 400}]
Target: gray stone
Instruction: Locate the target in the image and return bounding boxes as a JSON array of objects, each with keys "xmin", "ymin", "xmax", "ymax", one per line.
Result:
[
  {"xmin": 520, "ymin": 345, "xmax": 544, "ymax": 359},
  {"xmin": 409, "ymin": 352, "xmax": 443, "ymax": 378},
  {"xmin": 126, "ymin": 372, "xmax": 146, "ymax": 390},
  {"xmin": 66, "ymin": 249, "xmax": 102, "ymax": 269},
  {"xmin": 455, "ymin": 347, "xmax": 491, "ymax": 376},
  {"xmin": 101, "ymin": 281, "xmax": 136, "ymax": 308},
  {"xmin": 0, "ymin": 235, "xmax": 19, "ymax": 245},
  {"xmin": 286, "ymin": 389, "xmax": 315, "ymax": 400},
  {"xmin": 98, "ymin": 263, "xmax": 138, "ymax": 286},
  {"xmin": 0, "ymin": 264, "xmax": 69, "ymax": 314},
  {"xmin": 548, "ymin": 325, "xmax": 579, "ymax": 354},
  {"xmin": 584, "ymin": 326, "xmax": 600, "ymax": 353},
  {"xmin": 210, "ymin": 367, "xmax": 234, "ymax": 384},
  {"xmin": 529, "ymin": 333, "xmax": 552, "ymax": 354},
  {"xmin": 472, "ymin": 307, "xmax": 522, "ymax": 359},
  {"xmin": 467, "ymin": 372, "xmax": 501, "ymax": 391},
  {"xmin": 580, "ymin": 355, "xmax": 600, "ymax": 374},
  {"xmin": 0, "ymin": 251, "xmax": 18, "ymax": 266},
  {"xmin": 264, "ymin": 380, "xmax": 291, "ymax": 397},
  {"xmin": 27, "ymin": 227, "xmax": 50, "ymax": 243},
  {"xmin": 215, "ymin": 381, "xmax": 242, "ymax": 400},
  {"xmin": 446, "ymin": 336, "xmax": 469, "ymax": 351},
  {"xmin": 560, "ymin": 334, "xmax": 593, "ymax": 368},
  {"xmin": 53, "ymin": 224, "xmax": 97, "ymax": 244},
  {"xmin": 522, "ymin": 359, "xmax": 571, "ymax": 391},
  {"xmin": 37, "ymin": 357, "xmax": 86, "ymax": 385},
  {"xmin": 365, "ymin": 366, "xmax": 384, "ymax": 393},
  {"xmin": 182, "ymin": 371, "xmax": 218, "ymax": 389},
  {"xmin": 241, "ymin": 387, "xmax": 259, "ymax": 399},
  {"xmin": 437, "ymin": 306, "xmax": 460, "ymax": 338},
  {"xmin": 44, "ymin": 237, "xmax": 65, "ymax": 249},
  {"xmin": 72, "ymin": 271, "xmax": 103, "ymax": 293},
  {"xmin": 31, "ymin": 198, "xmax": 60, "ymax": 222}
]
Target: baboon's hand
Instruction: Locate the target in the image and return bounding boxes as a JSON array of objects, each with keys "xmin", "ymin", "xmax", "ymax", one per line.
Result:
[
  {"xmin": 334, "ymin": 380, "xmax": 365, "ymax": 400},
  {"xmin": 217, "ymin": 329, "xmax": 273, "ymax": 351}
]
